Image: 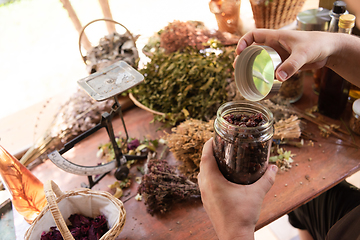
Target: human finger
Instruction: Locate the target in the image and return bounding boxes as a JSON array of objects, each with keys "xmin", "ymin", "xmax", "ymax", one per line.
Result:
[
  {"xmin": 252, "ymin": 164, "xmax": 278, "ymax": 195},
  {"xmin": 199, "ymin": 138, "xmax": 224, "ymax": 179},
  {"xmin": 236, "ymin": 29, "xmax": 279, "ymax": 55}
]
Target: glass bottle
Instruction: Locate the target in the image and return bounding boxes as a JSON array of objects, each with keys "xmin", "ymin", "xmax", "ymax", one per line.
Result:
[
  {"xmin": 317, "ymin": 1, "xmax": 350, "ymax": 119},
  {"xmin": 338, "ymin": 14, "xmax": 360, "ymax": 102},
  {"xmin": 0, "ymin": 145, "xmax": 47, "ymax": 223},
  {"xmin": 213, "ymin": 101, "xmax": 274, "ymax": 185}
]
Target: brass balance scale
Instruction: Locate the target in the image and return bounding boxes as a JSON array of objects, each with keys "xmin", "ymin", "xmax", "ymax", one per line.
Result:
[{"xmin": 48, "ymin": 61, "xmax": 144, "ymax": 188}]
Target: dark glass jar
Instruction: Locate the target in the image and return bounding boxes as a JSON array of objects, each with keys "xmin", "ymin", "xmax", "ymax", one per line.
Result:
[
  {"xmin": 317, "ymin": 67, "xmax": 351, "ymax": 119},
  {"xmin": 213, "ymin": 101, "xmax": 274, "ymax": 184},
  {"xmin": 279, "ymin": 71, "xmax": 304, "ymax": 103}
]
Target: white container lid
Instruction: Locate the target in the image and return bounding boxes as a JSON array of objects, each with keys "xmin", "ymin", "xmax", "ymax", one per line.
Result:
[
  {"xmin": 235, "ymin": 45, "xmax": 282, "ymax": 101},
  {"xmin": 353, "ymin": 98, "xmax": 360, "ymax": 116}
]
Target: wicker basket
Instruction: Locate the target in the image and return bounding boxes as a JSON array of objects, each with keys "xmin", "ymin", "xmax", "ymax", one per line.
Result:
[
  {"xmin": 250, "ymin": 0, "xmax": 305, "ymax": 29},
  {"xmin": 24, "ymin": 180, "xmax": 126, "ymax": 240}
]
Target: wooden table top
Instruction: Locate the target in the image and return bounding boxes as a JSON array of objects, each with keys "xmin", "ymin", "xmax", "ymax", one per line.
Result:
[{"xmin": 29, "ymin": 72, "xmax": 360, "ymax": 239}]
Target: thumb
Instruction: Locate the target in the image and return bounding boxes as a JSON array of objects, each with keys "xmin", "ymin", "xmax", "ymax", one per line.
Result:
[
  {"xmin": 252, "ymin": 164, "xmax": 278, "ymax": 195},
  {"xmin": 275, "ymin": 53, "xmax": 306, "ymax": 81}
]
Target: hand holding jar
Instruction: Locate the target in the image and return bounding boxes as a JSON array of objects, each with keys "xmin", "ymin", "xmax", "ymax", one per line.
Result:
[{"xmin": 198, "ymin": 138, "xmax": 278, "ymax": 240}]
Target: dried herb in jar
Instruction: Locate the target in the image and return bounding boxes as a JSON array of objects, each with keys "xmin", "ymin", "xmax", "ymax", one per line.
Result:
[
  {"xmin": 278, "ymin": 71, "xmax": 303, "ymax": 103},
  {"xmin": 213, "ymin": 101, "xmax": 274, "ymax": 185}
]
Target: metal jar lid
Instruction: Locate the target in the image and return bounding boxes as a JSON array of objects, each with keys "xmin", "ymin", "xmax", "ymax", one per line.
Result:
[
  {"xmin": 353, "ymin": 98, "xmax": 360, "ymax": 116},
  {"xmin": 297, "ymin": 8, "xmax": 331, "ymax": 31},
  {"xmin": 235, "ymin": 45, "xmax": 281, "ymax": 101}
]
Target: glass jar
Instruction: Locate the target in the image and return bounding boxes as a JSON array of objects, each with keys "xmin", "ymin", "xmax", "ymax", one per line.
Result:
[
  {"xmin": 278, "ymin": 71, "xmax": 304, "ymax": 103},
  {"xmin": 349, "ymin": 99, "xmax": 360, "ymax": 135},
  {"xmin": 209, "ymin": 0, "xmax": 242, "ymax": 35},
  {"xmin": 213, "ymin": 101, "xmax": 274, "ymax": 184}
]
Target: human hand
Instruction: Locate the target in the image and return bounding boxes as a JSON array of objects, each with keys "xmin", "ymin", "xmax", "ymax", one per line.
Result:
[
  {"xmin": 235, "ymin": 29, "xmax": 335, "ymax": 82},
  {"xmin": 198, "ymin": 138, "xmax": 278, "ymax": 240}
]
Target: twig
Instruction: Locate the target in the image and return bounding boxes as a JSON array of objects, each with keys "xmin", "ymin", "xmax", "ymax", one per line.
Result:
[{"xmin": 292, "ymin": 107, "xmax": 360, "ymax": 149}]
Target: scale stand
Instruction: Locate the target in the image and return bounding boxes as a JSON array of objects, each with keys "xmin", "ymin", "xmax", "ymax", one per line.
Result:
[{"xmin": 48, "ymin": 61, "xmax": 144, "ymax": 188}]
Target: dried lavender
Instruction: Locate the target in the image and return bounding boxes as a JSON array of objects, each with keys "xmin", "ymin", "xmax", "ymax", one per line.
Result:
[{"xmin": 138, "ymin": 159, "xmax": 200, "ymax": 215}]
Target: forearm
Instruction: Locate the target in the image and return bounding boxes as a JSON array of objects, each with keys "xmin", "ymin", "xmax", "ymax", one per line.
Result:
[{"xmin": 326, "ymin": 33, "xmax": 360, "ymax": 88}]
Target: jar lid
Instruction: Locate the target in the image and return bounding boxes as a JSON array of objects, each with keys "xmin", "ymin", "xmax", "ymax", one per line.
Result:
[
  {"xmin": 353, "ymin": 98, "xmax": 360, "ymax": 115},
  {"xmin": 235, "ymin": 45, "xmax": 281, "ymax": 101},
  {"xmin": 296, "ymin": 8, "xmax": 331, "ymax": 31},
  {"xmin": 339, "ymin": 14, "xmax": 356, "ymax": 29}
]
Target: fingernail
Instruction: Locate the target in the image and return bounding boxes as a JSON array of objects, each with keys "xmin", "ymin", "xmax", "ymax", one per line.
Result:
[
  {"xmin": 277, "ymin": 70, "xmax": 288, "ymax": 81},
  {"xmin": 271, "ymin": 165, "xmax": 278, "ymax": 172}
]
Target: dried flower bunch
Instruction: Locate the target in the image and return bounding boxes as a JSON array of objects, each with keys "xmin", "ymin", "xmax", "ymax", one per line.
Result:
[
  {"xmin": 138, "ymin": 158, "xmax": 200, "ymax": 215},
  {"xmin": 165, "ymin": 119, "xmax": 214, "ymax": 179},
  {"xmin": 159, "ymin": 20, "xmax": 210, "ymax": 53},
  {"xmin": 97, "ymin": 136, "xmax": 158, "ymax": 163},
  {"xmin": 85, "ymin": 31, "xmax": 139, "ymax": 73},
  {"xmin": 20, "ymin": 89, "xmax": 114, "ymax": 167},
  {"xmin": 148, "ymin": 20, "xmax": 239, "ymax": 54}
]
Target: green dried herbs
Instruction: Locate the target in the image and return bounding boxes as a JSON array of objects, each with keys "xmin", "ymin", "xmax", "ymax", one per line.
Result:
[{"xmin": 131, "ymin": 46, "xmax": 235, "ymax": 126}]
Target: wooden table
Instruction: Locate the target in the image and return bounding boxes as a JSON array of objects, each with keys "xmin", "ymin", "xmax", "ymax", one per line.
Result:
[{"xmin": 28, "ymin": 73, "xmax": 360, "ymax": 239}]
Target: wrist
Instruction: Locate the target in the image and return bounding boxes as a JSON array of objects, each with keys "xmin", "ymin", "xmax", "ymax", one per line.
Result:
[{"xmin": 216, "ymin": 225, "xmax": 255, "ymax": 240}]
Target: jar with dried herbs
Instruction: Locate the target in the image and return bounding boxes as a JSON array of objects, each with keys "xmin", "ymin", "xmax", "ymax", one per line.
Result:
[
  {"xmin": 278, "ymin": 71, "xmax": 303, "ymax": 103},
  {"xmin": 213, "ymin": 101, "xmax": 274, "ymax": 184},
  {"xmin": 349, "ymin": 99, "xmax": 360, "ymax": 135}
]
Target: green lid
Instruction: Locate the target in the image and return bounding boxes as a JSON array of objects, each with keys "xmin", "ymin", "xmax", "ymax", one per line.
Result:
[{"xmin": 235, "ymin": 45, "xmax": 282, "ymax": 101}]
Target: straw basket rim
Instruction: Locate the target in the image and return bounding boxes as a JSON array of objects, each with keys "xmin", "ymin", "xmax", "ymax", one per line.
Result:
[{"xmin": 24, "ymin": 180, "xmax": 126, "ymax": 240}]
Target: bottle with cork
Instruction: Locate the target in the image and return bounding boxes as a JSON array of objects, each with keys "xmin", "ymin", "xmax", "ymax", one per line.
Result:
[
  {"xmin": 341, "ymin": 14, "xmax": 360, "ymax": 102},
  {"xmin": 317, "ymin": 1, "xmax": 351, "ymax": 119}
]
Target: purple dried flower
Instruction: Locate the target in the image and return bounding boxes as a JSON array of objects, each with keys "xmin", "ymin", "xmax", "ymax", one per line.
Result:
[
  {"xmin": 127, "ymin": 139, "xmax": 140, "ymax": 150},
  {"xmin": 40, "ymin": 227, "xmax": 63, "ymax": 240},
  {"xmin": 92, "ymin": 215, "xmax": 107, "ymax": 229},
  {"xmin": 69, "ymin": 214, "xmax": 91, "ymax": 228},
  {"xmin": 69, "ymin": 226, "xmax": 81, "ymax": 237},
  {"xmin": 41, "ymin": 214, "xmax": 108, "ymax": 240},
  {"xmin": 88, "ymin": 226, "xmax": 97, "ymax": 240}
]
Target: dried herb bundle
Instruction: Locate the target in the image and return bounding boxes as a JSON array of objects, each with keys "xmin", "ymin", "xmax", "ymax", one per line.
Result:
[
  {"xmin": 165, "ymin": 119, "xmax": 214, "ymax": 178},
  {"xmin": 131, "ymin": 46, "xmax": 235, "ymax": 126},
  {"xmin": 159, "ymin": 20, "xmax": 210, "ymax": 53},
  {"xmin": 143, "ymin": 20, "xmax": 240, "ymax": 54},
  {"xmin": 138, "ymin": 159, "xmax": 200, "ymax": 215},
  {"xmin": 85, "ymin": 31, "xmax": 139, "ymax": 73},
  {"xmin": 20, "ymin": 88, "xmax": 114, "ymax": 167},
  {"xmin": 274, "ymin": 115, "xmax": 301, "ymax": 140}
]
